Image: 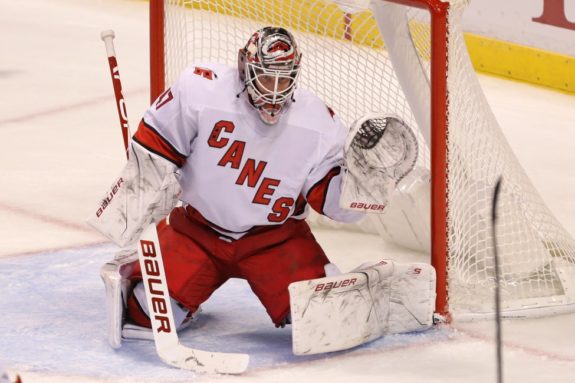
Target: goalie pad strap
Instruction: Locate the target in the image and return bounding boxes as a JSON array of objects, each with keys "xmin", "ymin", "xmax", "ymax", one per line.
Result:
[{"xmin": 132, "ymin": 281, "xmax": 190, "ymax": 328}]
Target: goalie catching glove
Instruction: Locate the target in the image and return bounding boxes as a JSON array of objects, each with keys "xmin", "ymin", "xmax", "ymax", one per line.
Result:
[{"xmin": 340, "ymin": 113, "xmax": 418, "ymax": 212}]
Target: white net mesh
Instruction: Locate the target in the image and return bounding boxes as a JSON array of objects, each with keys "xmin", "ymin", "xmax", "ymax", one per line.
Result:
[
  {"xmin": 156, "ymin": 0, "xmax": 575, "ymax": 318},
  {"xmin": 445, "ymin": 4, "xmax": 575, "ymax": 317},
  {"xmin": 163, "ymin": 1, "xmax": 424, "ymax": 129}
]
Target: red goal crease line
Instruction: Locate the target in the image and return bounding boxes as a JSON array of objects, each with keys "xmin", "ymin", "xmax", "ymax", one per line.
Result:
[
  {"xmin": 0, "ymin": 88, "xmax": 148, "ymax": 127},
  {"xmin": 0, "ymin": 202, "xmax": 94, "ymax": 234}
]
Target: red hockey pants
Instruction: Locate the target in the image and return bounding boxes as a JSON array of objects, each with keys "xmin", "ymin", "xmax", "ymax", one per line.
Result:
[{"xmin": 129, "ymin": 205, "xmax": 329, "ymax": 327}]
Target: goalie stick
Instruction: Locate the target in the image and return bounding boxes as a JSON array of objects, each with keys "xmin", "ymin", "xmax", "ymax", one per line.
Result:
[
  {"xmin": 137, "ymin": 224, "xmax": 249, "ymax": 374},
  {"xmin": 101, "ymin": 30, "xmax": 249, "ymax": 374},
  {"xmin": 101, "ymin": 30, "xmax": 131, "ymax": 159},
  {"xmin": 491, "ymin": 177, "xmax": 504, "ymax": 383}
]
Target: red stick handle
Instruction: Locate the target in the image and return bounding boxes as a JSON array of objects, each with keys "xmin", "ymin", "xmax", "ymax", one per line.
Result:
[{"xmin": 101, "ymin": 30, "xmax": 130, "ymax": 158}]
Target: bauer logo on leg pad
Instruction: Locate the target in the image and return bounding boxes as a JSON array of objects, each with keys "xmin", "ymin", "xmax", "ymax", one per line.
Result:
[{"xmin": 314, "ymin": 278, "xmax": 357, "ymax": 292}]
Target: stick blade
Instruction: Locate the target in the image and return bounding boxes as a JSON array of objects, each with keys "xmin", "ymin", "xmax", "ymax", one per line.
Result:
[{"xmin": 161, "ymin": 344, "xmax": 249, "ymax": 374}]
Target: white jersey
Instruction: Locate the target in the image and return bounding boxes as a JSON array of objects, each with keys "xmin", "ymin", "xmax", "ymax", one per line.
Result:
[{"xmin": 133, "ymin": 64, "xmax": 361, "ymax": 237}]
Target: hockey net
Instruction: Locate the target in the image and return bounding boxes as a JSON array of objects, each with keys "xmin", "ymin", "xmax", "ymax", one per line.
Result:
[{"xmin": 149, "ymin": 0, "xmax": 575, "ymax": 320}]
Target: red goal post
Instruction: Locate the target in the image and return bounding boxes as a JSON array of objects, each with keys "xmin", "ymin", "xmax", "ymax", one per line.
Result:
[{"xmin": 148, "ymin": 0, "xmax": 575, "ymax": 321}]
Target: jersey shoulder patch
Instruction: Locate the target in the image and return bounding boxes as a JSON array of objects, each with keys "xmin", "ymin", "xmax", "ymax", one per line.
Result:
[
  {"xmin": 176, "ymin": 64, "xmax": 239, "ymax": 109},
  {"xmin": 192, "ymin": 66, "xmax": 218, "ymax": 80}
]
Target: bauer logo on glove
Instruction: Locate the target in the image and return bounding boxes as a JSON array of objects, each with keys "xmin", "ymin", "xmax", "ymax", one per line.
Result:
[{"xmin": 347, "ymin": 201, "xmax": 386, "ymax": 211}]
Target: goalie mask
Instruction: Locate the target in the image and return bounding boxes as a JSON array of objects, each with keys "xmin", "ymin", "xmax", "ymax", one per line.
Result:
[{"xmin": 238, "ymin": 27, "xmax": 302, "ymax": 125}]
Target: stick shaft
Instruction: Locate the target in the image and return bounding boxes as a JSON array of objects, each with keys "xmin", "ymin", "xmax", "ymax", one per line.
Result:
[
  {"xmin": 101, "ymin": 30, "xmax": 130, "ymax": 157},
  {"xmin": 492, "ymin": 177, "xmax": 504, "ymax": 383}
]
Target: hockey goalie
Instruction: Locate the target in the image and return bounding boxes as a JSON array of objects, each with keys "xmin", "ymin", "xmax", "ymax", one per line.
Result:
[{"xmin": 88, "ymin": 26, "xmax": 435, "ymax": 358}]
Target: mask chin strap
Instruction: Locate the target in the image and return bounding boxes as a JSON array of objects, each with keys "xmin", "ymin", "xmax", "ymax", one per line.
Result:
[
  {"xmin": 235, "ymin": 84, "xmax": 248, "ymax": 99},
  {"xmin": 260, "ymin": 103, "xmax": 281, "ymax": 120}
]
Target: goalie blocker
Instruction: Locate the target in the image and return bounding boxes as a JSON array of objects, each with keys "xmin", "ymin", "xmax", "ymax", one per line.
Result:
[{"xmin": 289, "ymin": 259, "xmax": 435, "ymax": 355}]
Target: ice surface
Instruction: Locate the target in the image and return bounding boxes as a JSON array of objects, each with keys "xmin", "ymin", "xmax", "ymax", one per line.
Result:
[
  {"xmin": 0, "ymin": 243, "xmax": 454, "ymax": 382},
  {"xmin": 0, "ymin": 0, "xmax": 574, "ymax": 382}
]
